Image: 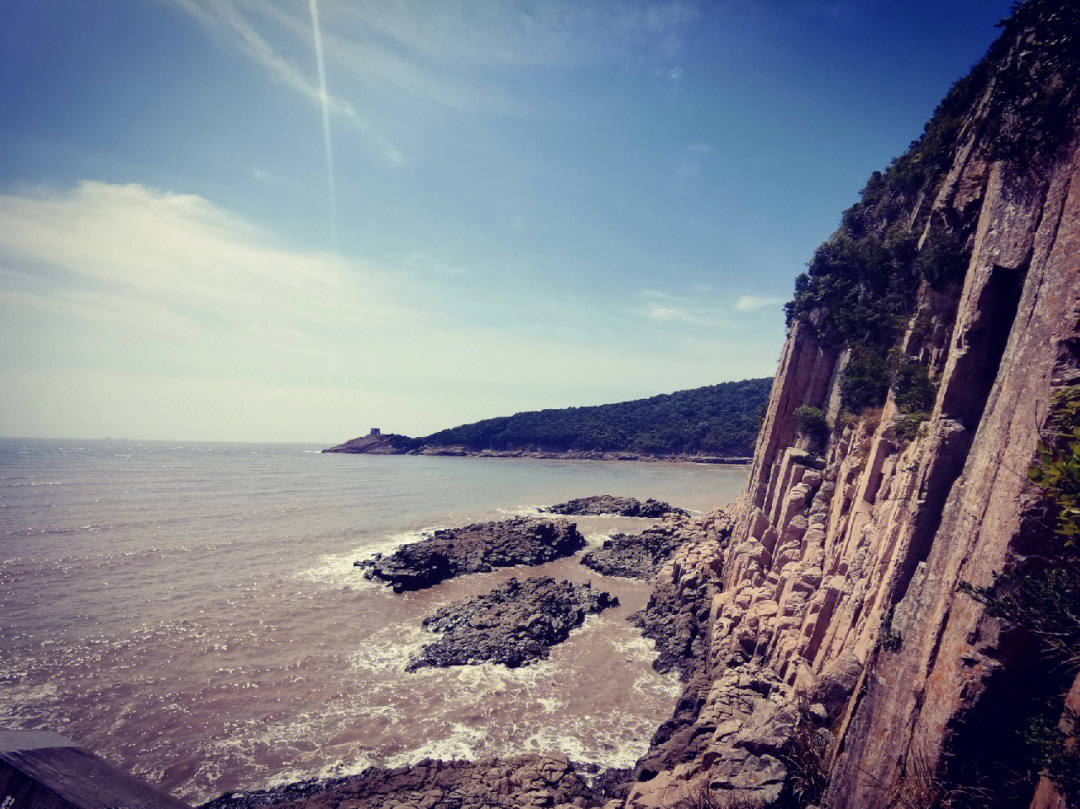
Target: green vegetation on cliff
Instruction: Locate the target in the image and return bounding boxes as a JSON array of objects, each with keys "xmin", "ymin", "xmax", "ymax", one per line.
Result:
[
  {"xmin": 330, "ymin": 378, "xmax": 772, "ymax": 457},
  {"xmin": 419, "ymin": 378, "xmax": 771, "ymax": 457},
  {"xmin": 787, "ymin": 0, "xmax": 1079, "ymax": 349}
]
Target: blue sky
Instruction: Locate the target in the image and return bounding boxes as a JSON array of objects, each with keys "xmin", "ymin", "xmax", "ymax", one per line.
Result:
[{"xmin": 0, "ymin": 0, "xmax": 1012, "ymax": 442}]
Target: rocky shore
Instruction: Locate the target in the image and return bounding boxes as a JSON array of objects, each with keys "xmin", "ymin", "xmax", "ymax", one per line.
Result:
[
  {"xmin": 628, "ymin": 514, "xmax": 730, "ymax": 680},
  {"xmin": 406, "ymin": 577, "xmax": 618, "ymax": 670},
  {"xmin": 544, "ymin": 495, "xmax": 687, "ymax": 518},
  {"xmin": 357, "ymin": 517, "xmax": 585, "ymax": 592},
  {"xmin": 323, "ymin": 435, "xmax": 750, "ymax": 465},
  {"xmin": 580, "ymin": 528, "xmax": 679, "ymax": 581},
  {"xmin": 212, "ymin": 9, "xmax": 1080, "ymax": 807},
  {"xmin": 199, "ymin": 754, "xmax": 610, "ymax": 809}
]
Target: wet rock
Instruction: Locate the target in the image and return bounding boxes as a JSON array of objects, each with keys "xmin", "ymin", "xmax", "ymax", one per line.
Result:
[
  {"xmin": 579, "ymin": 527, "xmax": 682, "ymax": 580},
  {"xmin": 406, "ymin": 577, "xmax": 618, "ymax": 670},
  {"xmin": 200, "ymin": 755, "xmax": 611, "ymax": 809},
  {"xmin": 358, "ymin": 518, "xmax": 585, "ymax": 592},
  {"xmin": 544, "ymin": 495, "xmax": 688, "ymax": 518}
]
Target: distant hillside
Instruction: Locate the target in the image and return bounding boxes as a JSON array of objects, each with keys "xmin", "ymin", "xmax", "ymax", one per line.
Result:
[{"xmin": 325, "ymin": 378, "xmax": 772, "ymax": 459}]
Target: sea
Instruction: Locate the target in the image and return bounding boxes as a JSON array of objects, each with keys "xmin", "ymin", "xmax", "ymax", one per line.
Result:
[{"xmin": 0, "ymin": 439, "xmax": 747, "ymax": 804}]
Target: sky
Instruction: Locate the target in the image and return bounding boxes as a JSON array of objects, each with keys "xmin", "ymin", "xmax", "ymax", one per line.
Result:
[{"xmin": 0, "ymin": 0, "xmax": 1014, "ymax": 443}]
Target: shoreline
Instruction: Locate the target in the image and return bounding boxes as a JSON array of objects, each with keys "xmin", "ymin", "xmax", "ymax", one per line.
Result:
[
  {"xmin": 322, "ymin": 444, "xmax": 752, "ymax": 465},
  {"xmin": 198, "ymin": 507, "xmax": 715, "ymax": 809}
]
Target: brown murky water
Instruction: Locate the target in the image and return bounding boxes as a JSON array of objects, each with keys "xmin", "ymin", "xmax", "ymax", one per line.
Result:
[{"xmin": 0, "ymin": 440, "xmax": 746, "ymax": 803}]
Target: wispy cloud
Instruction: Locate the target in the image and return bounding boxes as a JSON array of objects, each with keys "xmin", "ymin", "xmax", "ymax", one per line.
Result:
[
  {"xmin": 171, "ymin": 0, "xmax": 402, "ymax": 164},
  {"xmin": 0, "ymin": 181, "xmax": 351, "ymax": 306},
  {"xmin": 403, "ymin": 253, "xmax": 469, "ymax": 276},
  {"xmin": 635, "ymin": 289, "xmax": 716, "ymax": 326},
  {"xmin": 170, "ymin": 0, "xmax": 701, "ymax": 127},
  {"xmin": 333, "ymin": 1, "xmax": 700, "ymax": 67},
  {"xmin": 735, "ymin": 295, "xmax": 786, "ymax": 311}
]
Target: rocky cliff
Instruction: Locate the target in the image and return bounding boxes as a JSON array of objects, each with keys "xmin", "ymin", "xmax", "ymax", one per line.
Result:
[{"xmin": 623, "ymin": 3, "xmax": 1080, "ymax": 807}]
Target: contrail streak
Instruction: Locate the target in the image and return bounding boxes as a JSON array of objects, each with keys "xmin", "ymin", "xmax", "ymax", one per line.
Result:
[{"xmin": 308, "ymin": 0, "xmax": 337, "ymax": 250}]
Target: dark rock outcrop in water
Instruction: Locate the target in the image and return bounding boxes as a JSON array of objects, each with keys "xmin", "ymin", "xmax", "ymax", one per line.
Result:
[
  {"xmin": 406, "ymin": 577, "xmax": 617, "ymax": 670},
  {"xmin": 544, "ymin": 495, "xmax": 687, "ymax": 518},
  {"xmin": 357, "ymin": 518, "xmax": 585, "ymax": 592},
  {"xmin": 580, "ymin": 514, "xmax": 717, "ymax": 581},
  {"xmin": 200, "ymin": 754, "xmax": 608, "ymax": 809},
  {"xmin": 580, "ymin": 527, "xmax": 681, "ymax": 581}
]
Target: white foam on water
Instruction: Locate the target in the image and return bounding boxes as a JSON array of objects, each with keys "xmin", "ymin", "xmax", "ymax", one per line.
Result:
[
  {"xmin": 349, "ymin": 623, "xmax": 430, "ymax": 675},
  {"xmin": 516, "ymin": 712, "xmax": 655, "ymax": 770},
  {"xmin": 633, "ymin": 669, "xmax": 684, "ymax": 700},
  {"xmin": 386, "ymin": 722, "xmax": 489, "ymax": 767},
  {"xmin": 582, "ymin": 532, "xmax": 612, "ymax": 547},
  {"xmin": 497, "ymin": 504, "xmax": 542, "ymax": 517},
  {"xmin": 263, "ymin": 750, "xmax": 375, "ymax": 789},
  {"xmin": 610, "ymin": 632, "xmax": 658, "ymax": 660},
  {"xmin": 296, "ymin": 528, "xmax": 436, "ymax": 591},
  {"xmin": 536, "ymin": 696, "xmax": 563, "ymax": 713}
]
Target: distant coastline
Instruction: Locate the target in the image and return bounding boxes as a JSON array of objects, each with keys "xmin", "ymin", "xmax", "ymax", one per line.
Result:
[
  {"xmin": 322, "ymin": 379, "xmax": 770, "ymax": 464},
  {"xmin": 321, "ymin": 432, "xmax": 751, "ymax": 464}
]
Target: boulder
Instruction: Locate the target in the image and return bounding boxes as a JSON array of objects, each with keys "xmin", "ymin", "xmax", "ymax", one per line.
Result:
[
  {"xmin": 407, "ymin": 577, "xmax": 617, "ymax": 670},
  {"xmin": 358, "ymin": 518, "xmax": 585, "ymax": 592},
  {"xmin": 544, "ymin": 496, "xmax": 688, "ymax": 518}
]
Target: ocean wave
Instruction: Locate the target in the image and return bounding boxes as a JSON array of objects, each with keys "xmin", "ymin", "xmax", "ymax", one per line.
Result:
[
  {"xmin": 348, "ymin": 623, "xmax": 430, "ymax": 675},
  {"xmin": 296, "ymin": 528, "xmax": 438, "ymax": 591},
  {"xmin": 385, "ymin": 723, "xmax": 489, "ymax": 768},
  {"xmin": 496, "ymin": 504, "xmax": 542, "ymax": 517},
  {"xmin": 582, "ymin": 532, "xmax": 611, "ymax": 547}
]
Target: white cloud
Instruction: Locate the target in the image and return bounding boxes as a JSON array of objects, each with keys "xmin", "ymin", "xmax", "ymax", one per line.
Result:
[
  {"xmin": 0, "ymin": 182, "xmax": 777, "ymax": 441},
  {"xmin": 0, "ymin": 181, "xmax": 354, "ymax": 308},
  {"xmin": 645, "ymin": 303, "xmax": 697, "ymax": 323},
  {"xmin": 735, "ymin": 295, "xmax": 786, "ymax": 311}
]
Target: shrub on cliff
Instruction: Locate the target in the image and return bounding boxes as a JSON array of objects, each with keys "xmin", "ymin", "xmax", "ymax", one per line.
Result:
[
  {"xmin": 840, "ymin": 347, "xmax": 890, "ymax": 414},
  {"xmin": 916, "ymin": 228, "xmax": 970, "ymax": 291},
  {"xmin": 793, "ymin": 406, "xmax": 829, "ymax": 450},
  {"xmin": 785, "ymin": 229, "xmax": 920, "ymax": 347},
  {"xmin": 891, "ymin": 355, "xmax": 937, "ymax": 414},
  {"xmin": 892, "ymin": 412, "xmax": 929, "ymax": 442}
]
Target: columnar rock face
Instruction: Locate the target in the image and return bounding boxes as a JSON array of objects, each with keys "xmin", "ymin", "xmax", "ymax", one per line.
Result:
[{"xmin": 624, "ymin": 5, "xmax": 1080, "ymax": 808}]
